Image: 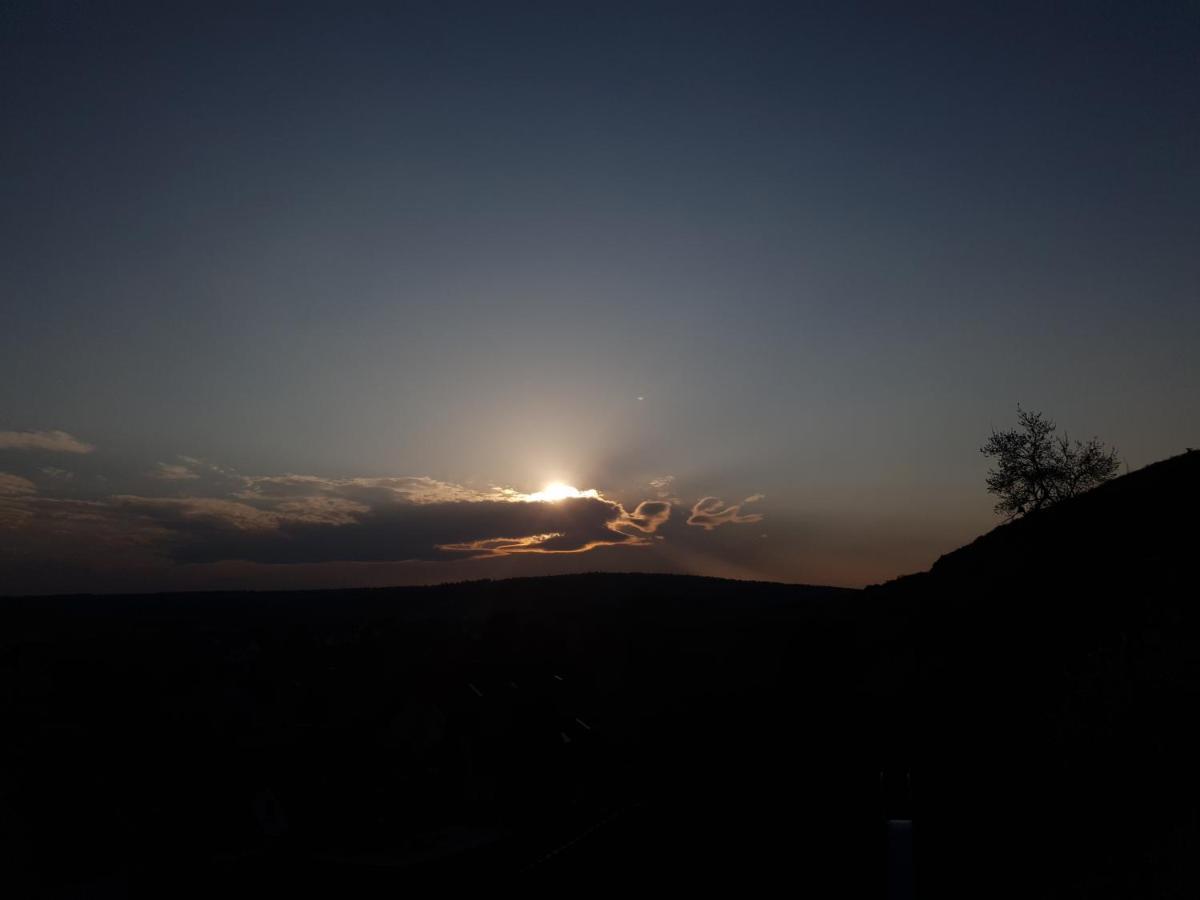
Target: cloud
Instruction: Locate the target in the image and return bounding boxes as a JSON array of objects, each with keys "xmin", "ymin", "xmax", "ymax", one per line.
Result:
[
  {"xmin": 621, "ymin": 500, "xmax": 672, "ymax": 534},
  {"xmin": 147, "ymin": 456, "xmax": 244, "ymax": 483},
  {"xmin": 0, "ymin": 467, "xmax": 676, "ymax": 571},
  {"xmin": 111, "ymin": 495, "xmax": 281, "ymax": 531},
  {"xmin": 436, "ymin": 496, "xmax": 667, "ymax": 558},
  {"xmin": 687, "ymin": 496, "xmax": 766, "ymax": 531},
  {"xmin": 131, "ymin": 492, "xmax": 669, "ymax": 564},
  {"xmin": 40, "ymin": 467, "xmax": 74, "ymax": 481},
  {"xmin": 0, "ymin": 430, "xmax": 94, "ymax": 454},
  {"xmin": 149, "ymin": 462, "xmax": 201, "ymax": 480},
  {"xmin": 0, "ymin": 459, "xmax": 792, "ymax": 594},
  {"xmin": 0, "ymin": 473, "xmax": 36, "ymax": 496},
  {"xmin": 0, "ymin": 462, "xmax": 800, "ymax": 594},
  {"xmin": 652, "ymin": 475, "xmax": 681, "ymax": 504},
  {"xmin": 238, "ymin": 474, "xmax": 499, "ymax": 506},
  {"xmin": 0, "ymin": 491, "xmax": 181, "ymax": 586}
]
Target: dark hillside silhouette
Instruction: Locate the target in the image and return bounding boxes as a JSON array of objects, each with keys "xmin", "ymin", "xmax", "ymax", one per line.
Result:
[
  {"xmin": 872, "ymin": 449, "xmax": 1200, "ymax": 897},
  {"xmin": 3, "ymin": 452, "xmax": 1198, "ymax": 896}
]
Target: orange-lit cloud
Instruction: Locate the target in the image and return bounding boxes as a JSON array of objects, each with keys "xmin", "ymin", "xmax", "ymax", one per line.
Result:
[
  {"xmin": 687, "ymin": 495, "xmax": 765, "ymax": 530},
  {"xmin": 439, "ymin": 497, "xmax": 672, "ymax": 558}
]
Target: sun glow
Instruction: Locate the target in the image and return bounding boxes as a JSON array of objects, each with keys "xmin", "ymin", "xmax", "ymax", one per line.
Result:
[{"xmin": 526, "ymin": 482, "xmax": 600, "ymax": 503}]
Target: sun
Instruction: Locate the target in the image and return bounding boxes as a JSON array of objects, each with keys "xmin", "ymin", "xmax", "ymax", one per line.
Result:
[{"xmin": 527, "ymin": 482, "xmax": 600, "ymax": 503}]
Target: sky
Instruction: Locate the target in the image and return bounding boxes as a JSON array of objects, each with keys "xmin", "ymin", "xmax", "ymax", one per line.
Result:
[{"xmin": 2, "ymin": 1, "xmax": 1198, "ymax": 595}]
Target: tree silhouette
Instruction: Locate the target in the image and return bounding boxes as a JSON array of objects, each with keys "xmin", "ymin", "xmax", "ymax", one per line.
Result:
[{"xmin": 981, "ymin": 407, "xmax": 1120, "ymax": 519}]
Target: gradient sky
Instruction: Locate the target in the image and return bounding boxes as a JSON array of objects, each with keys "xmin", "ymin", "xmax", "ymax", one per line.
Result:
[{"xmin": 3, "ymin": 2, "xmax": 1198, "ymax": 594}]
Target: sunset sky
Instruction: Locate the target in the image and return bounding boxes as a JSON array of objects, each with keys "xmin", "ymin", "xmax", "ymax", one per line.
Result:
[{"xmin": 3, "ymin": 2, "xmax": 1197, "ymax": 594}]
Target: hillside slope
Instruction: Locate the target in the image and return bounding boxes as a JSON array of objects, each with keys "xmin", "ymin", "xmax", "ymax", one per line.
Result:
[{"xmin": 872, "ymin": 450, "xmax": 1200, "ymax": 897}]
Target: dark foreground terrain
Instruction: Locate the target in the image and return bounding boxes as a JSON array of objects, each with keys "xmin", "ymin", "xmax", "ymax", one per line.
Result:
[{"xmin": 4, "ymin": 451, "xmax": 1199, "ymax": 897}]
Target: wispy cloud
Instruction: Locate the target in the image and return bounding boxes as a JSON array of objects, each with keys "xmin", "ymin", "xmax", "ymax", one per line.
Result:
[
  {"xmin": 649, "ymin": 476, "xmax": 676, "ymax": 498},
  {"xmin": 111, "ymin": 495, "xmax": 281, "ymax": 531},
  {"xmin": 149, "ymin": 462, "xmax": 201, "ymax": 480},
  {"xmin": 237, "ymin": 474, "xmax": 501, "ymax": 506},
  {"xmin": 0, "ymin": 430, "xmax": 94, "ymax": 454},
  {"xmin": 622, "ymin": 500, "xmax": 672, "ymax": 534},
  {"xmin": 687, "ymin": 496, "xmax": 766, "ymax": 530},
  {"xmin": 147, "ymin": 456, "xmax": 242, "ymax": 482},
  {"xmin": 436, "ymin": 496, "xmax": 669, "ymax": 558}
]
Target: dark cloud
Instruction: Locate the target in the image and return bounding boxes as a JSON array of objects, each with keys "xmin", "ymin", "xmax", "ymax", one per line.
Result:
[
  {"xmin": 1, "ymin": 493, "xmax": 177, "ymax": 583},
  {"xmin": 687, "ymin": 495, "xmax": 765, "ymax": 530}
]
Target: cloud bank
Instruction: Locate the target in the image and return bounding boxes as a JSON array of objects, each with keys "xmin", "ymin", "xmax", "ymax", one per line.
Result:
[
  {"xmin": 1, "ymin": 470, "xmax": 679, "ymax": 573},
  {"xmin": 1, "ymin": 449, "xmax": 772, "ymax": 594}
]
